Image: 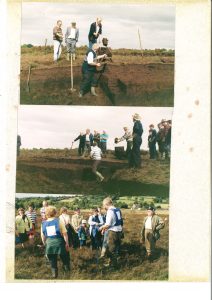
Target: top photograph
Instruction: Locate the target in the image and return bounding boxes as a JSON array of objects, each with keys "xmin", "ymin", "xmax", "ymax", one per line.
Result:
[{"xmin": 20, "ymin": 3, "xmax": 175, "ymax": 106}]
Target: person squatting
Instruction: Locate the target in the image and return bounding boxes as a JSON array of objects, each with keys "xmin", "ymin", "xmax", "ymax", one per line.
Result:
[{"xmin": 15, "ymin": 197, "xmax": 165, "ymax": 278}]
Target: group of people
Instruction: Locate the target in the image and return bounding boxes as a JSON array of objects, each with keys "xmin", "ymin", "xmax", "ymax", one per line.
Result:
[
  {"xmin": 148, "ymin": 119, "xmax": 172, "ymax": 160},
  {"xmin": 72, "ymin": 114, "xmax": 172, "ymax": 182},
  {"xmin": 53, "ymin": 18, "xmax": 112, "ymax": 98},
  {"xmin": 15, "ymin": 198, "xmax": 165, "ymax": 279}
]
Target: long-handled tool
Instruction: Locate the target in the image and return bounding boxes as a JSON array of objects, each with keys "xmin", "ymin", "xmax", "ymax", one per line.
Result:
[
  {"xmin": 138, "ymin": 28, "xmax": 144, "ymax": 58},
  {"xmin": 70, "ymin": 53, "xmax": 76, "ymax": 93}
]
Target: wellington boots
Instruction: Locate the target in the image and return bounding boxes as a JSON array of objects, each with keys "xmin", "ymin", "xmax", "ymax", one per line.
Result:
[
  {"xmin": 51, "ymin": 268, "xmax": 58, "ymax": 279},
  {"xmin": 91, "ymin": 87, "xmax": 98, "ymax": 96}
]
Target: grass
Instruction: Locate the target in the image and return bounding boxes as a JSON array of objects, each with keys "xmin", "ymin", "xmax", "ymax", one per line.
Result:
[
  {"xmin": 16, "ymin": 149, "xmax": 170, "ymax": 196},
  {"xmin": 15, "ymin": 208, "xmax": 169, "ymax": 281}
]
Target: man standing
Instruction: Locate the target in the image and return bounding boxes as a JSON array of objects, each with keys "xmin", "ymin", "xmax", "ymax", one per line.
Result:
[
  {"xmin": 40, "ymin": 200, "xmax": 49, "ymax": 222},
  {"xmin": 65, "ymin": 21, "xmax": 79, "ymax": 61},
  {"xmin": 99, "ymin": 197, "xmax": 123, "ymax": 268},
  {"xmin": 73, "ymin": 132, "xmax": 86, "ymax": 156},
  {"xmin": 165, "ymin": 120, "xmax": 172, "ymax": 159},
  {"xmin": 88, "ymin": 18, "xmax": 102, "ymax": 49},
  {"xmin": 53, "ymin": 20, "xmax": 63, "ymax": 62},
  {"xmin": 130, "ymin": 113, "xmax": 143, "ymax": 168},
  {"xmin": 100, "ymin": 130, "xmax": 109, "ymax": 158},
  {"xmin": 148, "ymin": 124, "xmax": 157, "ymax": 159},
  {"xmin": 115, "ymin": 127, "xmax": 133, "ymax": 164},
  {"xmin": 79, "ymin": 44, "xmax": 107, "ymax": 97},
  {"xmin": 17, "ymin": 135, "xmax": 21, "ymax": 156},
  {"xmin": 141, "ymin": 206, "xmax": 165, "ymax": 261},
  {"xmin": 90, "ymin": 142, "xmax": 104, "ymax": 182},
  {"xmin": 71, "ymin": 208, "xmax": 83, "ymax": 248},
  {"xmin": 84, "ymin": 129, "xmax": 93, "ymax": 157}
]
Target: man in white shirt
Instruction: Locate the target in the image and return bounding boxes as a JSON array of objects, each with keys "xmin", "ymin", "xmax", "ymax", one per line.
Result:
[
  {"xmin": 53, "ymin": 20, "xmax": 63, "ymax": 62},
  {"xmin": 141, "ymin": 206, "xmax": 165, "ymax": 261},
  {"xmin": 90, "ymin": 142, "xmax": 104, "ymax": 182},
  {"xmin": 79, "ymin": 43, "xmax": 107, "ymax": 97},
  {"xmin": 99, "ymin": 197, "xmax": 123, "ymax": 267}
]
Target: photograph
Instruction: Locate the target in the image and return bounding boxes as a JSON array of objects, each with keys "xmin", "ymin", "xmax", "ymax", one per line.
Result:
[
  {"xmin": 14, "ymin": 193, "xmax": 169, "ymax": 280},
  {"xmin": 20, "ymin": 3, "xmax": 175, "ymax": 106},
  {"xmin": 16, "ymin": 106, "xmax": 172, "ymax": 196}
]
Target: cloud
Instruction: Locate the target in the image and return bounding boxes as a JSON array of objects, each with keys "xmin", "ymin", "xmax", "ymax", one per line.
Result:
[
  {"xmin": 21, "ymin": 3, "xmax": 175, "ymax": 49},
  {"xmin": 18, "ymin": 106, "xmax": 173, "ymax": 150}
]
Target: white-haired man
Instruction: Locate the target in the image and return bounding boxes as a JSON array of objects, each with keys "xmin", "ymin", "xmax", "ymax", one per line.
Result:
[
  {"xmin": 99, "ymin": 197, "xmax": 123, "ymax": 268},
  {"xmin": 53, "ymin": 20, "xmax": 63, "ymax": 62},
  {"xmin": 88, "ymin": 17, "xmax": 102, "ymax": 49}
]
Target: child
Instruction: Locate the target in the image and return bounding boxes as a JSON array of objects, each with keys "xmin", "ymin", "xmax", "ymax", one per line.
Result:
[
  {"xmin": 78, "ymin": 220, "xmax": 88, "ymax": 248},
  {"xmin": 25, "ymin": 203, "xmax": 37, "ymax": 245}
]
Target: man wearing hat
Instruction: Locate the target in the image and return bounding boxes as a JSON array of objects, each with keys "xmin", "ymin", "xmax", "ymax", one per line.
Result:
[
  {"xmin": 141, "ymin": 206, "xmax": 165, "ymax": 261},
  {"xmin": 65, "ymin": 21, "xmax": 79, "ymax": 61},
  {"xmin": 130, "ymin": 113, "xmax": 143, "ymax": 168}
]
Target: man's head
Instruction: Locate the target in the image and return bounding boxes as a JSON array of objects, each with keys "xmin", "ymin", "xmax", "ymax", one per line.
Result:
[
  {"xmin": 96, "ymin": 18, "xmax": 102, "ymax": 26},
  {"xmin": 46, "ymin": 206, "xmax": 57, "ymax": 218},
  {"xmin": 93, "ymin": 142, "xmax": 97, "ymax": 147},
  {"xmin": 123, "ymin": 127, "xmax": 128, "ymax": 132},
  {"xmin": 18, "ymin": 208, "xmax": 25, "ymax": 216},
  {"xmin": 80, "ymin": 132, "xmax": 84, "ymax": 136},
  {"xmin": 147, "ymin": 206, "xmax": 155, "ymax": 217},
  {"xmin": 57, "ymin": 20, "xmax": 62, "ymax": 27},
  {"xmin": 82, "ymin": 219, "xmax": 87, "ymax": 226},
  {"xmin": 103, "ymin": 130, "xmax": 106, "ymax": 134},
  {"xmin": 92, "ymin": 43, "xmax": 100, "ymax": 52},
  {"xmin": 92, "ymin": 208, "xmax": 99, "ymax": 216},
  {"xmin": 28, "ymin": 203, "xmax": 34, "ymax": 212},
  {"xmin": 42, "ymin": 200, "xmax": 48, "ymax": 208},
  {"xmin": 71, "ymin": 22, "xmax": 76, "ymax": 28},
  {"xmin": 103, "ymin": 197, "xmax": 113, "ymax": 210},
  {"xmin": 132, "ymin": 113, "xmax": 141, "ymax": 122},
  {"xmin": 149, "ymin": 124, "xmax": 154, "ymax": 129},
  {"xmin": 86, "ymin": 129, "xmax": 90, "ymax": 134},
  {"xmin": 102, "ymin": 37, "xmax": 108, "ymax": 46},
  {"xmin": 74, "ymin": 208, "xmax": 80, "ymax": 215}
]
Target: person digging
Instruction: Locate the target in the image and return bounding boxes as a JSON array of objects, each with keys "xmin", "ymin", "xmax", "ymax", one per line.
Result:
[{"xmin": 90, "ymin": 142, "xmax": 104, "ymax": 182}]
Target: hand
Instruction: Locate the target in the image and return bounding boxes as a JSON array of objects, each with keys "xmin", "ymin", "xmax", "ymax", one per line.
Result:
[
  {"xmin": 96, "ymin": 63, "xmax": 101, "ymax": 67},
  {"xmin": 65, "ymin": 243, "xmax": 69, "ymax": 251}
]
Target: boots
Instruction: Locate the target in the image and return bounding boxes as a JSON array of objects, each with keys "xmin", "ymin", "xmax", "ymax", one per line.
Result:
[
  {"xmin": 51, "ymin": 268, "xmax": 58, "ymax": 279},
  {"xmin": 96, "ymin": 171, "xmax": 104, "ymax": 182},
  {"xmin": 91, "ymin": 86, "xmax": 98, "ymax": 96}
]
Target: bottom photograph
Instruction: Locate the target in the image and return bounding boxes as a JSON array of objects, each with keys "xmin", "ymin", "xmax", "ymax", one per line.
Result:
[{"xmin": 15, "ymin": 193, "xmax": 169, "ymax": 281}]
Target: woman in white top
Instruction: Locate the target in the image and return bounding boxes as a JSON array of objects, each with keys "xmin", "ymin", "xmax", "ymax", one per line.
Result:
[{"xmin": 59, "ymin": 207, "xmax": 75, "ymax": 248}]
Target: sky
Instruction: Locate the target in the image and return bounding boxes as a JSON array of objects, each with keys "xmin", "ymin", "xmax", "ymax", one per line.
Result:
[
  {"xmin": 21, "ymin": 3, "xmax": 175, "ymax": 49},
  {"xmin": 18, "ymin": 106, "xmax": 173, "ymax": 151}
]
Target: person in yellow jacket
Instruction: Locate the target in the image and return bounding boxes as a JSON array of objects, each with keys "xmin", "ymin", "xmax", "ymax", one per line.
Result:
[
  {"xmin": 15, "ymin": 208, "xmax": 32, "ymax": 248},
  {"xmin": 141, "ymin": 206, "xmax": 165, "ymax": 261}
]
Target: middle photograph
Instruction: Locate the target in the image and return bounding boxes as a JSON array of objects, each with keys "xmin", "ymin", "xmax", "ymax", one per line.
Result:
[{"xmin": 16, "ymin": 106, "xmax": 172, "ymax": 197}]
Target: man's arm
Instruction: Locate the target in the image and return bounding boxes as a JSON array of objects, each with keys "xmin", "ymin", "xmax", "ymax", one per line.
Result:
[{"xmin": 155, "ymin": 216, "xmax": 165, "ymax": 231}]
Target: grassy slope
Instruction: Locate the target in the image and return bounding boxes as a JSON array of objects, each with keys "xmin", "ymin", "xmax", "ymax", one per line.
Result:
[{"xmin": 15, "ymin": 208, "xmax": 168, "ymax": 281}]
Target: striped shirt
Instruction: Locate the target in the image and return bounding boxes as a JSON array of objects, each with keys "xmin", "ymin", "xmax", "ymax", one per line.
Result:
[
  {"xmin": 90, "ymin": 146, "xmax": 102, "ymax": 160},
  {"xmin": 25, "ymin": 210, "xmax": 37, "ymax": 225},
  {"xmin": 120, "ymin": 131, "xmax": 133, "ymax": 142}
]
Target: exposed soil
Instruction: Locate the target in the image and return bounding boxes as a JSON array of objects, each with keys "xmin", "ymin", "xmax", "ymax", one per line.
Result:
[
  {"xmin": 16, "ymin": 154, "xmax": 170, "ymax": 196},
  {"xmin": 20, "ymin": 63, "xmax": 174, "ymax": 106}
]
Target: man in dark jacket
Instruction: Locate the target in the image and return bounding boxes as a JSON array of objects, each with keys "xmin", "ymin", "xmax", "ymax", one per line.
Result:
[
  {"xmin": 79, "ymin": 44, "xmax": 107, "ymax": 97},
  {"xmin": 73, "ymin": 132, "xmax": 86, "ymax": 156},
  {"xmin": 17, "ymin": 135, "xmax": 21, "ymax": 156},
  {"xmin": 88, "ymin": 18, "xmax": 102, "ymax": 49},
  {"xmin": 129, "ymin": 113, "xmax": 143, "ymax": 168},
  {"xmin": 148, "ymin": 124, "xmax": 157, "ymax": 159}
]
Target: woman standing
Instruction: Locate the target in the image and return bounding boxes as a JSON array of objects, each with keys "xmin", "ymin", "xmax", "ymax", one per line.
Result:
[
  {"xmin": 15, "ymin": 208, "xmax": 32, "ymax": 248},
  {"xmin": 41, "ymin": 206, "xmax": 70, "ymax": 279}
]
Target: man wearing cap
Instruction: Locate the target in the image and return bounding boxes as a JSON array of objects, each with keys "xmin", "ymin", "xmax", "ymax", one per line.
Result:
[
  {"xmin": 65, "ymin": 22, "xmax": 79, "ymax": 61},
  {"xmin": 141, "ymin": 206, "xmax": 165, "ymax": 261},
  {"xmin": 79, "ymin": 44, "xmax": 107, "ymax": 97},
  {"xmin": 53, "ymin": 20, "xmax": 63, "ymax": 62},
  {"xmin": 130, "ymin": 113, "xmax": 143, "ymax": 168},
  {"xmin": 88, "ymin": 17, "xmax": 102, "ymax": 49},
  {"xmin": 99, "ymin": 197, "xmax": 123, "ymax": 267},
  {"xmin": 115, "ymin": 127, "xmax": 133, "ymax": 164}
]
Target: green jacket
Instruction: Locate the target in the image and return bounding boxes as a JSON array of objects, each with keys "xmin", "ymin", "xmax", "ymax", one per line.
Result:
[
  {"xmin": 141, "ymin": 214, "xmax": 165, "ymax": 240},
  {"xmin": 15, "ymin": 215, "xmax": 32, "ymax": 234}
]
